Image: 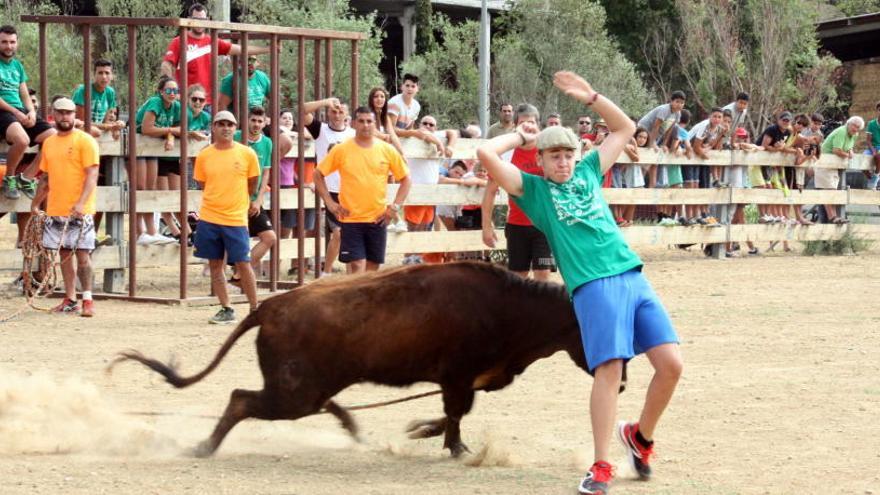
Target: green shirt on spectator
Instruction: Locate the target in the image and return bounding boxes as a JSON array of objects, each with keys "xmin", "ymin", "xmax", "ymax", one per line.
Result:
[
  {"xmin": 72, "ymin": 83, "xmax": 117, "ymax": 123},
  {"xmin": 135, "ymin": 95, "xmax": 181, "ymax": 133},
  {"xmin": 234, "ymin": 130, "xmax": 273, "ymax": 201},
  {"xmin": 512, "ymin": 150, "xmax": 643, "ymax": 295},
  {"xmin": 0, "ymin": 58, "xmax": 27, "ymax": 109},
  {"xmin": 821, "ymin": 125, "xmax": 857, "ymax": 155},
  {"xmin": 188, "ymin": 107, "xmax": 212, "ymax": 132},
  {"xmin": 220, "ymin": 70, "xmax": 271, "ymax": 110},
  {"xmin": 866, "ymin": 119, "xmax": 880, "ymax": 150}
]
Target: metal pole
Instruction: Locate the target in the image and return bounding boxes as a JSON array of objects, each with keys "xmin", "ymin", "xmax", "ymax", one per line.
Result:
[
  {"xmin": 211, "ymin": 29, "xmax": 219, "ymax": 116},
  {"xmin": 269, "ymin": 34, "xmax": 280, "ymax": 292},
  {"xmin": 81, "ymin": 25, "xmax": 92, "ymax": 132},
  {"xmin": 179, "ymin": 26, "xmax": 189, "ymax": 300},
  {"xmin": 350, "ymin": 40, "xmax": 359, "ymax": 109},
  {"xmin": 238, "ymin": 32, "xmax": 249, "ymax": 143},
  {"xmin": 127, "ymin": 26, "xmax": 138, "ymax": 297},
  {"xmin": 315, "ymin": 41, "xmax": 333, "ymax": 279},
  {"xmin": 38, "ymin": 23, "xmax": 47, "ymax": 118},
  {"xmin": 478, "ymin": 0, "xmax": 490, "ymax": 137},
  {"xmin": 296, "ymin": 36, "xmax": 306, "ymax": 286}
]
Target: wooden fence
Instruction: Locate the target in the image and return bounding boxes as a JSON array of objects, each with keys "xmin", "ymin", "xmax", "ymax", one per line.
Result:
[{"xmin": 2, "ymin": 136, "xmax": 880, "ymax": 297}]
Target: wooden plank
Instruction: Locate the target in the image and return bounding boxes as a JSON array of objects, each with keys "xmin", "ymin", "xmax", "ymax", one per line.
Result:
[
  {"xmin": 0, "ymin": 244, "xmax": 123, "ymax": 271},
  {"xmin": 622, "ymin": 226, "xmax": 728, "ymax": 246},
  {"xmin": 730, "ymin": 188, "xmax": 847, "ymax": 205},
  {"xmin": 615, "ymin": 148, "xmax": 871, "ymax": 170},
  {"xmin": 391, "ymin": 183, "xmax": 505, "ymax": 206},
  {"xmin": 848, "ymin": 189, "xmax": 880, "ymax": 206},
  {"xmin": 603, "ymin": 188, "xmax": 729, "ymax": 205},
  {"xmin": 385, "ymin": 230, "xmax": 505, "ymax": 254},
  {"xmin": 0, "ymin": 186, "xmax": 123, "ymax": 213},
  {"xmin": 728, "ymin": 224, "xmax": 880, "ymax": 242}
]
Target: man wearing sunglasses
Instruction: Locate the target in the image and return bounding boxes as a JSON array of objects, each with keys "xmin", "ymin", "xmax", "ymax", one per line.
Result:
[
  {"xmin": 161, "ymin": 3, "xmax": 271, "ymax": 109},
  {"xmin": 217, "ymin": 55, "xmax": 270, "ymax": 113}
]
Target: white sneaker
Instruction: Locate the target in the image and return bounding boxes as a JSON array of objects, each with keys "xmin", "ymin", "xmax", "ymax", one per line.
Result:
[
  {"xmin": 153, "ymin": 234, "xmax": 177, "ymax": 245},
  {"xmin": 137, "ymin": 233, "xmax": 156, "ymax": 245}
]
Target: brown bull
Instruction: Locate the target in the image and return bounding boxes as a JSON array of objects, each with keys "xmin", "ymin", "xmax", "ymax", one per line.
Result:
[{"xmin": 114, "ymin": 262, "xmax": 624, "ymax": 457}]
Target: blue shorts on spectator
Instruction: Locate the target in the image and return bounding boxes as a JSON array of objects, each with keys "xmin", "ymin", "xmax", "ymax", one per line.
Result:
[{"xmin": 194, "ymin": 220, "xmax": 251, "ymax": 263}]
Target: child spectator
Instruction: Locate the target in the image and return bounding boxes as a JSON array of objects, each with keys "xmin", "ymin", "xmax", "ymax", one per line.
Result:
[{"xmin": 621, "ymin": 127, "xmax": 649, "ymax": 226}]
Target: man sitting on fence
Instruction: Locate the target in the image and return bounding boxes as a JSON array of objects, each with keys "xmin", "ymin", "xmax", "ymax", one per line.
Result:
[
  {"xmin": 817, "ymin": 116, "xmax": 864, "ymax": 225},
  {"xmin": 29, "ymin": 98, "xmax": 99, "ymax": 317},
  {"xmin": 401, "ymin": 115, "xmax": 456, "ymax": 265},
  {"xmin": 0, "ymin": 24, "xmax": 55, "ymax": 200},
  {"xmin": 193, "ymin": 111, "xmax": 260, "ymax": 324},
  {"xmin": 314, "ymin": 106, "xmax": 411, "ymax": 275}
]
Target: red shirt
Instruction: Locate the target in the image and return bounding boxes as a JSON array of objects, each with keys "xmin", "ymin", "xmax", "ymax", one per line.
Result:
[
  {"xmin": 164, "ymin": 35, "xmax": 232, "ymax": 105},
  {"xmin": 507, "ymin": 147, "xmax": 541, "ymax": 226}
]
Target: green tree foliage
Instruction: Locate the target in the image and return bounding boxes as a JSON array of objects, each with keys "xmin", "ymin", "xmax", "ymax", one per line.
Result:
[
  {"xmin": 642, "ymin": 0, "xmax": 842, "ymax": 131},
  {"xmin": 413, "ymin": 0, "xmax": 434, "ymax": 55},
  {"xmin": 492, "ymin": 0, "xmax": 653, "ymax": 124},
  {"xmin": 400, "ymin": 15, "xmax": 480, "ymax": 127},
  {"xmin": 235, "ymin": 0, "xmax": 384, "ymax": 110},
  {"xmin": 96, "ymin": 0, "xmax": 182, "ymax": 110},
  {"xmin": 831, "ymin": 0, "xmax": 880, "ymax": 15},
  {"xmin": 0, "ymin": 0, "xmax": 84, "ymax": 107}
]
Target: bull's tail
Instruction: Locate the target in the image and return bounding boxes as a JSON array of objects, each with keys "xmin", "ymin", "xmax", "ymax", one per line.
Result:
[{"xmin": 107, "ymin": 310, "xmax": 261, "ymax": 388}]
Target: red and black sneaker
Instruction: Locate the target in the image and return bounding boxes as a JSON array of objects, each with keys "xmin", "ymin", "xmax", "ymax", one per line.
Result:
[
  {"xmin": 578, "ymin": 460, "xmax": 614, "ymax": 494},
  {"xmin": 616, "ymin": 421, "xmax": 653, "ymax": 480},
  {"xmin": 51, "ymin": 298, "xmax": 79, "ymax": 314}
]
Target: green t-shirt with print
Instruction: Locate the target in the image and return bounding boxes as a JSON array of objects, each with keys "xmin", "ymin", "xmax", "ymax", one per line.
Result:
[
  {"xmin": 234, "ymin": 130, "xmax": 273, "ymax": 201},
  {"xmin": 866, "ymin": 119, "xmax": 880, "ymax": 150},
  {"xmin": 135, "ymin": 95, "xmax": 181, "ymax": 133},
  {"xmin": 187, "ymin": 107, "xmax": 212, "ymax": 132},
  {"xmin": 0, "ymin": 58, "xmax": 27, "ymax": 109},
  {"xmin": 821, "ymin": 125, "xmax": 857, "ymax": 155},
  {"xmin": 220, "ymin": 70, "xmax": 271, "ymax": 110},
  {"xmin": 512, "ymin": 149, "xmax": 643, "ymax": 295},
  {"xmin": 72, "ymin": 83, "xmax": 117, "ymax": 123}
]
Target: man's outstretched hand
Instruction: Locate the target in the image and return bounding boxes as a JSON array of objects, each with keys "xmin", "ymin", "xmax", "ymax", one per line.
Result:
[{"xmin": 553, "ymin": 71, "xmax": 597, "ymax": 104}]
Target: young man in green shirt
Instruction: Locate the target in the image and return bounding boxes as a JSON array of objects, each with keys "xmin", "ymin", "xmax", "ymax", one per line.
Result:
[
  {"xmin": 232, "ymin": 106, "xmax": 276, "ymax": 278},
  {"xmin": 72, "ymin": 59, "xmax": 125, "ymax": 139},
  {"xmin": 477, "ymin": 71, "xmax": 683, "ymax": 495},
  {"xmin": 217, "ymin": 55, "xmax": 271, "ymax": 113},
  {"xmin": 865, "ymin": 102, "xmax": 880, "ymax": 190},
  {"xmin": 0, "ymin": 24, "xmax": 55, "ymax": 200}
]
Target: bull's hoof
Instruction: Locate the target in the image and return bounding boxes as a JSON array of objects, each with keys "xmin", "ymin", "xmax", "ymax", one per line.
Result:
[
  {"xmin": 447, "ymin": 441, "xmax": 471, "ymax": 458},
  {"xmin": 406, "ymin": 418, "xmax": 446, "ymax": 439},
  {"xmin": 190, "ymin": 440, "xmax": 215, "ymax": 458}
]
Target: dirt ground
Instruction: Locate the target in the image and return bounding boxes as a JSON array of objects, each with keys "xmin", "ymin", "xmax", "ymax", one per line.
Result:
[{"xmin": 1, "ymin": 227, "xmax": 879, "ymax": 494}]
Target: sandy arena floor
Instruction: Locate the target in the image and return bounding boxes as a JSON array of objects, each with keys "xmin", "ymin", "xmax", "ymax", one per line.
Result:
[{"xmin": 0, "ymin": 226, "xmax": 878, "ymax": 494}]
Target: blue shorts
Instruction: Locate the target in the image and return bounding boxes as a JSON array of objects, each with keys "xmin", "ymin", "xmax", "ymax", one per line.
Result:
[
  {"xmin": 572, "ymin": 268, "xmax": 679, "ymax": 373},
  {"xmin": 193, "ymin": 220, "xmax": 251, "ymax": 263},
  {"xmin": 339, "ymin": 221, "xmax": 387, "ymax": 264}
]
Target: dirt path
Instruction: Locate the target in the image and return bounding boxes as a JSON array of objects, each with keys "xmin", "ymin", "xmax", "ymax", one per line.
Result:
[{"xmin": 1, "ymin": 243, "xmax": 878, "ymax": 494}]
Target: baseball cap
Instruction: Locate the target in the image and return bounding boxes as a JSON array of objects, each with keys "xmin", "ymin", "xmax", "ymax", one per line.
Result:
[
  {"xmin": 778, "ymin": 111, "xmax": 793, "ymax": 121},
  {"xmin": 536, "ymin": 126, "xmax": 579, "ymax": 151},
  {"xmin": 735, "ymin": 127, "xmax": 748, "ymax": 138},
  {"xmin": 52, "ymin": 97, "xmax": 76, "ymax": 112},
  {"xmin": 594, "ymin": 119, "xmax": 608, "ymax": 128},
  {"xmin": 213, "ymin": 110, "xmax": 237, "ymax": 125}
]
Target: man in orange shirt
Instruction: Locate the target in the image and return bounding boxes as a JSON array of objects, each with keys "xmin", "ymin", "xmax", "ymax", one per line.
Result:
[
  {"xmin": 315, "ymin": 106, "xmax": 411, "ymax": 274},
  {"xmin": 193, "ymin": 110, "xmax": 260, "ymax": 324},
  {"xmin": 29, "ymin": 98, "xmax": 100, "ymax": 317}
]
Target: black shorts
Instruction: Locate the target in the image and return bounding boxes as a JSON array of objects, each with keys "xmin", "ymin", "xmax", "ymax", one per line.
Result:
[
  {"xmin": 505, "ymin": 223, "xmax": 554, "ymax": 272},
  {"xmin": 682, "ymin": 165, "xmax": 700, "ymax": 182},
  {"xmin": 339, "ymin": 221, "xmax": 387, "ymax": 264},
  {"xmin": 157, "ymin": 158, "xmax": 180, "ymax": 177},
  {"xmin": 0, "ymin": 109, "xmax": 53, "ymax": 146},
  {"xmin": 455, "ymin": 208, "xmax": 482, "ymax": 230},
  {"xmin": 248, "ymin": 210, "xmax": 273, "ymax": 237},
  {"xmin": 325, "ymin": 191, "xmax": 342, "ymax": 234}
]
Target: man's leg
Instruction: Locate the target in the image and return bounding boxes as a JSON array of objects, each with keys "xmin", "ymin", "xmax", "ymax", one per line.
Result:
[
  {"xmin": 234, "ymin": 261, "xmax": 258, "ymax": 312},
  {"xmin": 591, "ymin": 359, "xmax": 625, "ymax": 461},
  {"xmin": 349, "ymin": 259, "xmax": 367, "ymax": 273},
  {"xmin": 532, "ymin": 269, "xmax": 551, "ymax": 281},
  {"xmin": 209, "ymin": 259, "xmax": 230, "ymax": 307},
  {"xmin": 324, "ymin": 227, "xmax": 342, "ymax": 274},
  {"xmin": 637, "ymin": 343, "xmax": 683, "ymax": 439},
  {"xmin": 365, "ymin": 261, "xmax": 381, "ymax": 271},
  {"xmin": 3, "ymin": 123, "xmax": 29, "ymax": 178},
  {"xmin": 250, "ymin": 229, "xmax": 276, "ymax": 274},
  {"xmin": 59, "ymin": 248, "xmax": 78, "ymax": 301},
  {"xmin": 75, "ymin": 250, "xmax": 93, "ymax": 295}
]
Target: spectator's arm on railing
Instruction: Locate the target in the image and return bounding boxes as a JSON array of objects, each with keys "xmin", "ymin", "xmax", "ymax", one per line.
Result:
[
  {"xmin": 481, "ymin": 179, "xmax": 499, "ymax": 248},
  {"xmin": 476, "ymin": 130, "xmax": 526, "ymax": 198}
]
